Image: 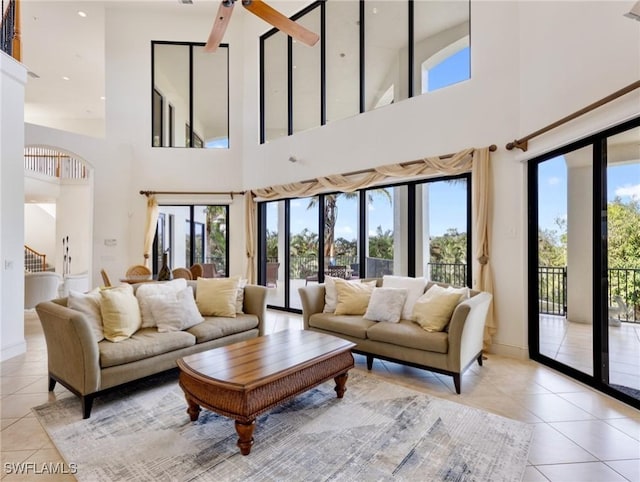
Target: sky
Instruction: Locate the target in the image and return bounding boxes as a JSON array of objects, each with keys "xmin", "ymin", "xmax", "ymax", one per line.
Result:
[{"xmin": 538, "ymin": 154, "xmax": 640, "ymax": 232}]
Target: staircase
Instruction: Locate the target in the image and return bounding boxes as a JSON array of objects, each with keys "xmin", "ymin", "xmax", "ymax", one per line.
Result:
[{"xmin": 24, "ymin": 245, "xmax": 52, "ymax": 272}]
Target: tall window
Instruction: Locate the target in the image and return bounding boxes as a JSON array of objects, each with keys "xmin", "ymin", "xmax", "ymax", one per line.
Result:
[
  {"xmin": 258, "ymin": 173, "xmax": 471, "ymax": 311},
  {"xmin": 153, "ymin": 205, "xmax": 229, "ymax": 275},
  {"xmin": 152, "ymin": 41, "xmax": 229, "ymax": 148},
  {"xmin": 260, "ymin": 0, "xmax": 470, "ymax": 142}
]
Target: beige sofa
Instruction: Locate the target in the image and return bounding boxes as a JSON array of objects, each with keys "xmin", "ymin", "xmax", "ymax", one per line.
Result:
[
  {"xmin": 35, "ymin": 281, "xmax": 267, "ymax": 419},
  {"xmin": 299, "ymin": 280, "xmax": 492, "ymax": 394}
]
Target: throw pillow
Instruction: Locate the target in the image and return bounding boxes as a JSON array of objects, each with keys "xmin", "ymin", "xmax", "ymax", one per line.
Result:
[
  {"xmin": 446, "ymin": 285, "xmax": 470, "ymax": 302},
  {"xmin": 196, "ymin": 276, "xmax": 240, "ymax": 317},
  {"xmin": 363, "ymin": 287, "xmax": 408, "ymax": 323},
  {"xmin": 100, "ymin": 284, "xmax": 142, "ymax": 342},
  {"xmin": 382, "ymin": 275, "xmax": 428, "ymax": 320},
  {"xmin": 68, "ymin": 288, "xmax": 104, "ymax": 342},
  {"xmin": 150, "ymin": 286, "xmax": 204, "ymax": 332},
  {"xmin": 136, "ymin": 278, "xmax": 188, "ymax": 328},
  {"xmin": 323, "ymin": 276, "xmax": 363, "ymax": 313},
  {"xmin": 411, "ymin": 284, "xmax": 462, "ymax": 332},
  {"xmin": 236, "ymin": 278, "xmax": 248, "ymax": 313},
  {"xmin": 334, "ymin": 279, "xmax": 376, "ymax": 316}
]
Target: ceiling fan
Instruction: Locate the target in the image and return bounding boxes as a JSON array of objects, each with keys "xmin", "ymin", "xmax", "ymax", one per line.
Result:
[{"xmin": 204, "ymin": 0, "xmax": 320, "ymax": 53}]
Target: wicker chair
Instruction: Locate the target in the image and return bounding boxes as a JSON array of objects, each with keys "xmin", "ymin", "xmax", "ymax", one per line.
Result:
[
  {"xmin": 125, "ymin": 265, "xmax": 152, "ymax": 280},
  {"xmin": 190, "ymin": 263, "xmax": 221, "ymax": 279},
  {"xmin": 172, "ymin": 267, "xmax": 193, "ymax": 280},
  {"xmin": 266, "ymin": 262, "xmax": 280, "ymax": 287},
  {"xmin": 100, "ymin": 269, "xmax": 112, "ymax": 287}
]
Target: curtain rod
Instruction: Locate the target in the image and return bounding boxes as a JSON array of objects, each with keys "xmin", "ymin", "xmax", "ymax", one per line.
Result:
[
  {"xmin": 297, "ymin": 144, "xmax": 497, "ymax": 184},
  {"xmin": 506, "ymin": 80, "xmax": 640, "ymax": 152},
  {"xmin": 140, "ymin": 190, "xmax": 245, "ymax": 197}
]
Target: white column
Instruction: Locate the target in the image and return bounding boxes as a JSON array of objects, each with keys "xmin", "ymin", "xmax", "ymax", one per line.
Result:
[
  {"xmin": 393, "ymin": 188, "xmax": 408, "ymax": 275},
  {"xmin": 414, "ymin": 184, "xmax": 431, "ymax": 278},
  {"xmin": 566, "ymin": 158, "xmax": 593, "ymax": 324},
  {"xmin": 1, "ymin": 53, "xmax": 27, "ymax": 361}
]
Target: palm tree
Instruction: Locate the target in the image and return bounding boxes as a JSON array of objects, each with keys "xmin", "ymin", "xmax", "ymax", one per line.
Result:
[{"xmin": 306, "ymin": 189, "xmax": 392, "ymax": 261}]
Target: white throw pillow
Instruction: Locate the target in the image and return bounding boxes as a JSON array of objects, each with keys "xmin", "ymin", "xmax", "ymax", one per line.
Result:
[
  {"xmin": 236, "ymin": 278, "xmax": 248, "ymax": 313},
  {"xmin": 136, "ymin": 278, "xmax": 188, "ymax": 328},
  {"xmin": 382, "ymin": 275, "xmax": 428, "ymax": 320},
  {"xmin": 68, "ymin": 288, "xmax": 104, "ymax": 342},
  {"xmin": 151, "ymin": 286, "xmax": 204, "ymax": 332},
  {"xmin": 446, "ymin": 285, "xmax": 470, "ymax": 303},
  {"xmin": 364, "ymin": 287, "xmax": 409, "ymax": 323}
]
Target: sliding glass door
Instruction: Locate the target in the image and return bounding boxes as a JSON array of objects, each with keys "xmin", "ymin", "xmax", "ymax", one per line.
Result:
[{"xmin": 529, "ymin": 117, "xmax": 640, "ymax": 408}]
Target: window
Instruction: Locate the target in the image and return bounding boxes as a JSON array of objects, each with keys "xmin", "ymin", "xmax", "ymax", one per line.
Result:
[
  {"xmin": 258, "ymin": 173, "xmax": 471, "ymax": 312},
  {"xmin": 152, "ymin": 41, "xmax": 229, "ymax": 149},
  {"xmin": 260, "ymin": 0, "xmax": 471, "ymax": 142},
  {"xmin": 154, "ymin": 205, "xmax": 229, "ymax": 275}
]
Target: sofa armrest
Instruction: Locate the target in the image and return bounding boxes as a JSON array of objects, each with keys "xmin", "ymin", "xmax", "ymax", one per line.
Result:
[
  {"xmin": 35, "ymin": 300, "xmax": 101, "ymax": 395},
  {"xmin": 298, "ymin": 284, "xmax": 326, "ymax": 330},
  {"xmin": 446, "ymin": 292, "xmax": 492, "ymax": 371},
  {"xmin": 243, "ymin": 285, "xmax": 268, "ymax": 337}
]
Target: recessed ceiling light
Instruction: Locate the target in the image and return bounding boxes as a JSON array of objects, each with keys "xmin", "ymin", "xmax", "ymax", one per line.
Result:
[
  {"xmin": 372, "ymin": 7, "xmax": 378, "ymax": 14},
  {"xmin": 77, "ymin": 10, "xmax": 87, "ymax": 18},
  {"xmin": 100, "ymin": 96, "xmax": 106, "ymax": 100},
  {"xmin": 62, "ymin": 76, "xmax": 70, "ymax": 81}
]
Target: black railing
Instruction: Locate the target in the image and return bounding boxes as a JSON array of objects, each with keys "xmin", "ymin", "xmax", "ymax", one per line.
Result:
[
  {"xmin": 1, "ymin": 0, "xmax": 16, "ymax": 57},
  {"xmin": 428, "ymin": 262, "xmax": 467, "ymax": 287},
  {"xmin": 539, "ymin": 266, "xmax": 567, "ymax": 316},
  {"xmin": 608, "ymin": 268, "xmax": 640, "ymax": 322}
]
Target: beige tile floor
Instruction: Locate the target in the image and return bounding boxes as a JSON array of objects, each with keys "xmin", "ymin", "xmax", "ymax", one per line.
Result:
[{"xmin": 1, "ymin": 310, "xmax": 639, "ymax": 481}]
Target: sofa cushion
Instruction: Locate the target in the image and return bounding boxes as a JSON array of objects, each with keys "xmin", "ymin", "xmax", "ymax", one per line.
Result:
[
  {"xmin": 99, "ymin": 328, "xmax": 196, "ymax": 368},
  {"xmin": 68, "ymin": 288, "xmax": 104, "ymax": 342},
  {"xmin": 136, "ymin": 279, "xmax": 188, "ymax": 328},
  {"xmin": 308, "ymin": 313, "xmax": 376, "ymax": 339},
  {"xmin": 382, "ymin": 275, "xmax": 428, "ymax": 320},
  {"xmin": 366, "ymin": 319, "xmax": 449, "ymax": 354},
  {"xmin": 100, "ymin": 284, "xmax": 142, "ymax": 342},
  {"xmin": 334, "ymin": 279, "xmax": 376, "ymax": 315},
  {"xmin": 186, "ymin": 314, "xmax": 260, "ymax": 344},
  {"xmin": 196, "ymin": 277, "xmax": 240, "ymax": 317},
  {"xmin": 412, "ymin": 284, "xmax": 463, "ymax": 332},
  {"xmin": 150, "ymin": 286, "xmax": 204, "ymax": 332},
  {"xmin": 364, "ymin": 287, "xmax": 408, "ymax": 323}
]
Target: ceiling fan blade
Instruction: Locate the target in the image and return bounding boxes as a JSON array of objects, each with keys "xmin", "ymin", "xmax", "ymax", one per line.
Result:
[
  {"xmin": 204, "ymin": 1, "xmax": 235, "ymax": 53},
  {"xmin": 243, "ymin": 0, "xmax": 319, "ymax": 47}
]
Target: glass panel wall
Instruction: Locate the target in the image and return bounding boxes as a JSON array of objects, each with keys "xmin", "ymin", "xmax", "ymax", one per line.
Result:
[
  {"xmin": 263, "ymin": 32, "xmax": 288, "ymax": 141},
  {"xmin": 364, "ymin": 185, "xmax": 405, "ymax": 276},
  {"xmin": 414, "ymin": 0, "xmax": 470, "ymax": 94},
  {"xmin": 265, "ymin": 200, "xmax": 285, "ymax": 307},
  {"xmin": 289, "ymin": 197, "xmax": 319, "ymax": 310},
  {"xmin": 152, "ymin": 42, "xmax": 229, "ymax": 148},
  {"xmin": 154, "ymin": 205, "xmax": 229, "ymax": 276},
  {"xmin": 364, "ymin": 0, "xmax": 408, "ymax": 111},
  {"xmin": 325, "ymin": 0, "xmax": 360, "ymax": 123},
  {"xmin": 292, "ymin": 6, "xmax": 321, "ymax": 133}
]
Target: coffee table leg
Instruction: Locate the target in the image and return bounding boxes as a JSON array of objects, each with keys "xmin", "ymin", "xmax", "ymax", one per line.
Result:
[
  {"xmin": 235, "ymin": 420, "xmax": 256, "ymax": 455},
  {"xmin": 185, "ymin": 396, "xmax": 201, "ymax": 422},
  {"xmin": 334, "ymin": 372, "xmax": 349, "ymax": 398}
]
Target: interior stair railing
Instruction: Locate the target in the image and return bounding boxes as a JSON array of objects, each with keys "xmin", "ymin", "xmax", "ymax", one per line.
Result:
[
  {"xmin": 1, "ymin": 0, "xmax": 21, "ymax": 61},
  {"xmin": 24, "ymin": 147, "xmax": 89, "ymax": 180},
  {"xmin": 25, "ymin": 245, "xmax": 47, "ymax": 272}
]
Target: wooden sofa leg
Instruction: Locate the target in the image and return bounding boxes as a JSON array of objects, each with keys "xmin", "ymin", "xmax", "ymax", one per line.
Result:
[
  {"xmin": 453, "ymin": 374, "xmax": 461, "ymax": 394},
  {"xmin": 477, "ymin": 353, "xmax": 484, "ymax": 366},
  {"xmin": 366, "ymin": 355, "xmax": 374, "ymax": 371},
  {"xmin": 48, "ymin": 377, "xmax": 56, "ymax": 391},
  {"xmin": 82, "ymin": 395, "xmax": 94, "ymax": 419}
]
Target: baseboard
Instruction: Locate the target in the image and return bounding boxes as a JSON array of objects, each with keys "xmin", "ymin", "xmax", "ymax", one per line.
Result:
[
  {"xmin": 488, "ymin": 342, "xmax": 528, "ymax": 360},
  {"xmin": 1, "ymin": 339, "xmax": 27, "ymax": 362}
]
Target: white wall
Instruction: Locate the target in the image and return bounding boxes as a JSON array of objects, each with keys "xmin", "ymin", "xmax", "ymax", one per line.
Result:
[
  {"xmin": 56, "ymin": 181, "xmax": 92, "ymax": 275},
  {"xmin": 16, "ymin": 1, "xmax": 640, "ymax": 361},
  {"xmin": 24, "ymin": 203, "xmax": 56, "ymax": 262},
  {"xmin": 1, "ymin": 53, "xmax": 27, "ymax": 361}
]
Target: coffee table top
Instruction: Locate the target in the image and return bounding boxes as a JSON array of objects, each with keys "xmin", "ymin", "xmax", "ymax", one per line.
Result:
[{"xmin": 178, "ymin": 330, "xmax": 355, "ymax": 390}]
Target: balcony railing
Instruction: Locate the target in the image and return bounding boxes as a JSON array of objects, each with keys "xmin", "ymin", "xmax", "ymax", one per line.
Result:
[
  {"xmin": 427, "ymin": 262, "xmax": 467, "ymax": 287},
  {"xmin": 24, "ymin": 147, "xmax": 89, "ymax": 180},
  {"xmin": 1, "ymin": 0, "xmax": 20, "ymax": 61}
]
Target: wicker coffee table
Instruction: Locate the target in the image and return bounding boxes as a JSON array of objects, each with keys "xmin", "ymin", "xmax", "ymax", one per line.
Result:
[{"xmin": 177, "ymin": 330, "xmax": 355, "ymax": 455}]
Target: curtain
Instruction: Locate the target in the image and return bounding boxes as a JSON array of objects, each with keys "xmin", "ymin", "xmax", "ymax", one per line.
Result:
[
  {"xmin": 244, "ymin": 192, "xmax": 257, "ymax": 284},
  {"xmin": 247, "ymin": 145, "xmax": 495, "ymax": 346},
  {"xmin": 472, "ymin": 148, "xmax": 496, "ymax": 348},
  {"xmin": 143, "ymin": 196, "xmax": 159, "ymax": 268}
]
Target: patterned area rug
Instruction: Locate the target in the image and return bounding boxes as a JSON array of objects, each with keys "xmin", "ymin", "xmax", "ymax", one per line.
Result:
[{"xmin": 33, "ymin": 371, "xmax": 533, "ymax": 481}]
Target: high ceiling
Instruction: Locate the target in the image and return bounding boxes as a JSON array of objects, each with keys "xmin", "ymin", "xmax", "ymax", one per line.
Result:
[{"xmin": 20, "ymin": 0, "xmax": 218, "ymax": 134}]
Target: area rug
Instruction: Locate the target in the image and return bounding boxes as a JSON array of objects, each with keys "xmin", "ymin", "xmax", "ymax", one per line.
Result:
[{"xmin": 33, "ymin": 371, "xmax": 533, "ymax": 481}]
